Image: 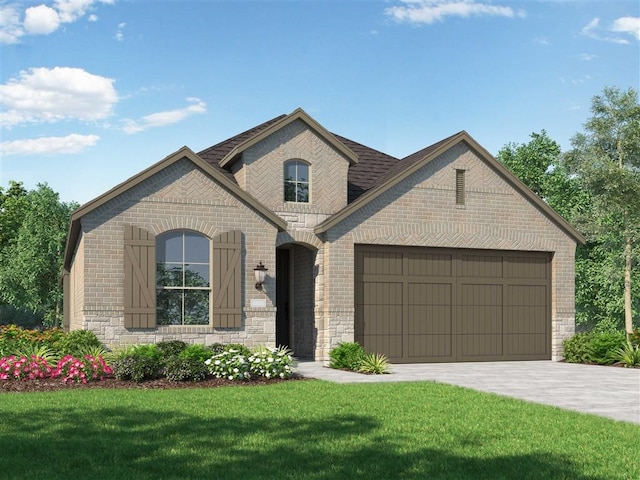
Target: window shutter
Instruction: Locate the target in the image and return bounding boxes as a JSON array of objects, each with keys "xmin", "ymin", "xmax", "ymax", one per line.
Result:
[
  {"xmin": 212, "ymin": 230, "xmax": 242, "ymax": 328},
  {"xmin": 124, "ymin": 225, "xmax": 156, "ymax": 328}
]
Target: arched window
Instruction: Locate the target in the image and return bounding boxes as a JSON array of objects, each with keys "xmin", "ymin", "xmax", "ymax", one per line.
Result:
[
  {"xmin": 156, "ymin": 231, "xmax": 210, "ymax": 325},
  {"xmin": 284, "ymin": 160, "xmax": 310, "ymax": 203}
]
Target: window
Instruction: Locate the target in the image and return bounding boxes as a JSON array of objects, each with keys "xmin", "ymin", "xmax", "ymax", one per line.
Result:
[
  {"xmin": 156, "ymin": 231, "xmax": 210, "ymax": 325},
  {"xmin": 456, "ymin": 169, "xmax": 466, "ymax": 206},
  {"xmin": 284, "ymin": 160, "xmax": 310, "ymax": 203}
]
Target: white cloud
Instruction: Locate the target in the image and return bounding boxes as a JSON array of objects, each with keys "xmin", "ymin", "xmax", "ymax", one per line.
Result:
[
  {"xmin": 24, "ymin": 5, "xmax": 60, "ymax": 35},
  {"xmin": 123, "ymin": 98, "xmax": 207, "ymax": 134},
  {"xmin": 0, "ymin": 4, "xmax": 23, "ymax": 44},
  {"xmin": 0, "ymin": 134, "xmax": 100, "ymax": 156},
  {"xmin": 114, "ymin": 21, "xmax": 125, "ymax": 41},
  {"xmin": 581, "ymin": 17, "xmax": 633, "ymax": 44},
  {"xmin": 385, "ymin": 0, "xmax": 526, "ymax": 25},
  {"xmin": 0, "ymin": 67, "xmax": 118, "ymax": 128},
  {"xmin": 88, "ymin": 14, "xmax": 98, "ymax": 22},
  {"xmin": 0, "ymin": 0, "xmax": 115, "ymax": 44},
  {"xmin": 612, "ymin": 16, "xmax": 640, "ymax": 40}
]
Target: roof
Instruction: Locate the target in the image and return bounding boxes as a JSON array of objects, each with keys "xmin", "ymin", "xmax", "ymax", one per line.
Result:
[
  {"xmin": 63, "ymin": 147, "xmax": 288, "ymax": 270},
  {"xmin": 314, "ymin": 130, "xmax": 586, "ymax": 245},
  {"xmin": 64, "ymin": 109, "xmax": 585, "ymax": 271}
]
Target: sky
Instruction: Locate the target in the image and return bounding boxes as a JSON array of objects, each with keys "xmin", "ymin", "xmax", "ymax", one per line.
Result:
[{"xmin": 1, "ymin": 0, "xmax": 638, "ymax": 205}]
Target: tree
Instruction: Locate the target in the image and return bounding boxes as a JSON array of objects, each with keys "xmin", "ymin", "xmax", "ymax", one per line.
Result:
[
  {"xmin": 496, "ymin": 130, "xmax": 587, "ymax": 221},
  {"xmin": 564, "ymin": 86, "xmax": 640, "ymax": 334},
  {"xmin": 0, "ymin": 181, "xmax": 28, "ymax": 251},
  {"xmin": 0, "ymin": 183, "xmax": 77, "ymax": 327}
]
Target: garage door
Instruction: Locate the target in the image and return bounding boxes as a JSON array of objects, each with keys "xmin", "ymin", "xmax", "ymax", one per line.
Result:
[{"xmin": 354, "ymin": 246, "xmax": 551, "ymax": 363}]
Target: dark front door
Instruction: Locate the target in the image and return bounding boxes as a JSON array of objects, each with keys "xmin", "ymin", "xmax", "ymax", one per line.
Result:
[{"xmin": 276, "ymin": 249, "xmax": 291, "ymax": 348}]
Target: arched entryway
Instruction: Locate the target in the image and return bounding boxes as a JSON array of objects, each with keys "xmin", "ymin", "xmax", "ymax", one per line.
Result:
[{"xmin": 276, "ymin": 243, "xmax": 317, "ymax": 359}]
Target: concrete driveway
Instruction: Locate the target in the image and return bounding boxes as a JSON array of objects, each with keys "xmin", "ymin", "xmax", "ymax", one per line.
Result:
[{"xmin": 294, "ymin": 360, "xmax": 640, "ymax": 424}]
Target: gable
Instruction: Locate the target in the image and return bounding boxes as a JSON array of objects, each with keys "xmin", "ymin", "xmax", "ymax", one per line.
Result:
[
  {"xmin": 316, "ymin": 132, "xmax": 585, "ymax": 246},
  {"xmin": 239, "ymin": 119, "xmax": 352, "ymax": 215},
  {"xmin": 64, "ymin": 147, "xmax": 286, "ymax": 270}
]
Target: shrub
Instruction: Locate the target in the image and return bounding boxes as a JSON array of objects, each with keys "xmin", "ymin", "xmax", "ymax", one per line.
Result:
[
  {"xmin": 358, "ymin": 352, "xmax": 390, "ymax": 374},
  {"xmin": 329, "ymin": 342, "xmax": 365, "ymax": 370},
  {"xmin": 157, "ymin": 340, "xmax": 188, "ymax": 358},
  {"xmin": 163, "ymin": 357, "xmax": 208, "ymax": 382},
  {"xmin": 53, "ymin": 355, "xmax": 113, "ymax": 384},
  {"xmin": 0, "ymin": 355, "xmax": 54, "ymax": 380},
  {"xmin": 15, "ymin": 344, "xmax": 59, "ymax": 365},
  {"xmin": 247, "ymin": 346, "xmax": 294, "ymax": 379},
  {"xmin": 55, "ymin": 330, "xmax": 102, "ymax": 358},
  {"xmin": 205, "ymin": 345, "xmax": 295, "ymax": 381},
  {"xmin": 224, "ymin": 343, "xmax": 252, "ymax": 356},
  {"xmin": 564, "ymin": 331, "xmax": 626, "ymax": 365},
  {"xmin": 179, "ymin": 343, "xmax": 210, "ymax": 363},
  {"xmin": 208, "ymin": 343, "xmax": 225, "ymax": 354},
  {"xmin": 613, "ymin": 340, "xmax": 640, "ymax": 367},
  {"xmin": 112, "ymin": 344, "xmax": 162, "ymax": 382}
]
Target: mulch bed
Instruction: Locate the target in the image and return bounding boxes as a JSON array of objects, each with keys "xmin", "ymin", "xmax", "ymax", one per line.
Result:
[{"xmin": 0, "ymin": 374, "xmax": 306, "ymax": 393}]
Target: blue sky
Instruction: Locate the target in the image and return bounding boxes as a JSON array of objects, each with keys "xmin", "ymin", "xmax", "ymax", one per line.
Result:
[{"xmin": 1, "ymin": 0, "xmax": 638, "ymax": 205}]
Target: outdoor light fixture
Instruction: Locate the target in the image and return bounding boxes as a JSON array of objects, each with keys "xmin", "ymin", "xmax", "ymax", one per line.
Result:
[{"xmin": 254, "ymin": 261, "xmax": 268, "ymax": 290}]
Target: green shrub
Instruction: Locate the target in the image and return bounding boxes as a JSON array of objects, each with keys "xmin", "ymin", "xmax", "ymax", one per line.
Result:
[
  {"xmin": 563, "ymin": 331, "xmax": 626, "ymax": 365},
  {"xmin": 163, "ymin": 357, "xmax": 208, "ymax": 382},
  {"xmin": 55, "ymin": 330, "xmax": 102, "ymax": 358},
  {"xmin": 329, "ymin": 342, "xmax": 365, "ymax": 370},
  {"xmin": 358, "ymin": 352, "xmax": 390, "ymax": 374},
  {"xmin": 179, "ymin": 343, "xmax": 210, "ymax": 363},
  {"xmin": 224, "ymin": 343, "xmax": 252, "ymax": 356},
  {"xmin": 112, "ymin": 344, "xmax": 162, "ymax": 382},
  {"xmin": 157, "ymin": 340, "xmax": 188, "ymax": 358},
  {"xmin": 613, "ymin": 340, "xmax": 640, "ymax": 367},
  {"xmin": 208, "ymin": 343, "xmax": 225, "ymax": 354}
]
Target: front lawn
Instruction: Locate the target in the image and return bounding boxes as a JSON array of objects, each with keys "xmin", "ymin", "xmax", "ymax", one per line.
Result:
[{"xmin": 1, "ymin": 381, "xmax": 637, "ymax": 480}]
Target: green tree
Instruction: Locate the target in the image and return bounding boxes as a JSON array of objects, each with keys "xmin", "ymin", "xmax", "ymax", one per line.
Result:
[
  {"xmin": 496, "ymin": 130, "xmax": 586, "ymax": 221},
  {"xmin": 0, "ymin": 183, "xmax": 77, "ymax": 327},
  {"xmin": 0, "ymin": 181, "xmax": 28, "ymax": 250},
  {"xmin": 564, "ymin": 86, "xmax": 640, "ymax": 334}
]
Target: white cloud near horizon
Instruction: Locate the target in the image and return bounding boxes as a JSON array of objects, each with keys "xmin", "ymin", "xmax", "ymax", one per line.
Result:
[
  {"xmin": 385, "ymin": 0, "xmax": 526, "ymax": 25},
  {"xmin": 0, "ymin": 134, "xmax": 100, "ymax": 156},
  {"xmin": 122, "ymin": 98, "xmax": 207, "ymax": 134},
  {"xmin": 0, "ymin": 0, "xmax": 114, "ymax": 44},
  {"xmin": 581, "ymin": 16, "xmax": 640, "ymax": 44},
  {"xmin": 0, "ymin": 67, "xmax": 118, "ymax": 128}
]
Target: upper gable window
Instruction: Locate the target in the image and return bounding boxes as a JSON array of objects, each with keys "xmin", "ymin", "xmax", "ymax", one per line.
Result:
[{"xmin": 284, "ymin": 160, "xmax": 310, "ymax": 203}]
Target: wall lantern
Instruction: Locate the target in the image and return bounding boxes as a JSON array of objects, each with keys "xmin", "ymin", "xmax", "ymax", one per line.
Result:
[{"xmin": 253, "ymin": 261, "xmax": 268, "ymax": 291}]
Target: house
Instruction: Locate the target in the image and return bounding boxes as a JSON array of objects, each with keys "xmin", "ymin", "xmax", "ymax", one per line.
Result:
[{"xmin": 63, "ymin": 108, "xmax": 585, "ymax": 363}]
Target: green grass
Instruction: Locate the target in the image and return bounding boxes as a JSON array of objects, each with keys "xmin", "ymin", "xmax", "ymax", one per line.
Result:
[{"xmin": 1, "ymin": 381, "xmax": 638, "ymax": 480}]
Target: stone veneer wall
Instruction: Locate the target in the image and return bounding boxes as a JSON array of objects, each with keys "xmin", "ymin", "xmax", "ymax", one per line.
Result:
[
  {"xmin": 69, "ymin": 158, "xmax": 279, "ymax": 348},
  {"xmin": 321, "ymin": 143, "xmax": 577, "ymax": 361}
]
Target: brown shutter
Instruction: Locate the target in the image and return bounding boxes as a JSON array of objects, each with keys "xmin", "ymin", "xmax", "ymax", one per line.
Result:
[
  {"xmin": 212, "ymin": 230, "xmax": 242, "ymax": 328},
  {"xmin": 124, "ymin": 225, "xmax": 156, "ymax": 328}
]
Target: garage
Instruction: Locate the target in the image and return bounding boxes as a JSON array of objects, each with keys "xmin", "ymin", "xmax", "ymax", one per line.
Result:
[{"xmin": 354, "ymin": 245, "xmax": 551, "ymax": 363}]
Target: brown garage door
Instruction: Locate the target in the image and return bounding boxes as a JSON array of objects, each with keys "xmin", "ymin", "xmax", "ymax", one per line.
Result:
[{"xmin": 354, "ymin": 246, "xmax": 551, "ymax": 363}]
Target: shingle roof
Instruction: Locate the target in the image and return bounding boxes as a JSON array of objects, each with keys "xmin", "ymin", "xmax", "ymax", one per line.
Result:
[
  {"xmin": 332, "ymin": 134, "xmax": 400, "ymax": 203},
  {"xmin": 197, "ymin": 114, "xmax": 287, "ymax": 184},
  {"xmin": 196, "ymin": 113, "xmax": 404, "ymax": 203}
]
